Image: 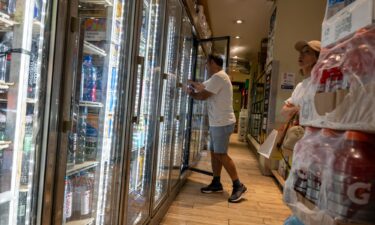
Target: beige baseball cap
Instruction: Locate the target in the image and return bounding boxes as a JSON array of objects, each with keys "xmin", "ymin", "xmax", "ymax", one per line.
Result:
[{"xmin": 295, "ymin": 40, "xmax": 321, "ymax": 52}]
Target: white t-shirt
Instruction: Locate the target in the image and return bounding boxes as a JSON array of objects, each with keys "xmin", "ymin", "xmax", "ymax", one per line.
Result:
[
  {"xmin": 203, "ymin": 70, "xmax": 236, "ymax": 127},
  {"xmin": 285, "ymin": 76, "xmax": 311, "ymax": 107}
]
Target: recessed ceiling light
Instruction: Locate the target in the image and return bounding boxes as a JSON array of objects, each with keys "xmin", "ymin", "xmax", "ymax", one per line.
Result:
[
  {"xmin": 236, "ymin": 20, "xmax": 243, "ymax": 24},
  {"xmin": 235, "ymin": 36, "xmax": 240, "ymax": 39},
  {"xmin": 234, "ymin": 56, "xmax": 238, "ymax": 59}
]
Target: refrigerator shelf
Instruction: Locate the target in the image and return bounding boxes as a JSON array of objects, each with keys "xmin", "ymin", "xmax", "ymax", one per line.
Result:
[
  {"xmin": 66, "ymin": 161, "xmax": 99, "ymax": 176},
  {"xmin": 26, "ymin": 98, "xmax": 38, "ymax": 104},
  {"xmin": 0, "ymin": 11, "xmax": 19, "ymax": 30},
  {"xmin": 80, "ymin": 0, "xmax": 113, "ymax": 7},
  {"xmin": 83, "ymin": 41, "xmax": 107, "ymax": 57},
  {"xmin": 66, "ymin": 218, "xmax": 94, "ymax": 225},
  {"xmin": 0, "ymin": 191, "xmax": 11, "ymax": 204},
  {"xmin": 79, "ymin": 101, "xmax": 104, "ymax": 108},
  {"xmin": 19, "ymin": 185, "xmax": 29, "ymax": 192},
  {"xmin": 0, "ymin": 81, "xmax": 15, "ymax": 91}
]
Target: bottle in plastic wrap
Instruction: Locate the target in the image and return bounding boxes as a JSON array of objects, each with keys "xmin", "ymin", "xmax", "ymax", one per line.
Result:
[
  {"xmin": 292, "ymin": 127, "xmax": 320, "ymax": 196},
  {"xmin": 76, "ymin": 108, "xmax": 87, "ymax": 164},
  {"xmin": 306, "ymin": 128, "xmax": 342, "ymax": 204},
  {"xmin": 63, "ymin": 176, "xmax": 73, "ymax": 222},
  {"xmin": 328, "ymin": 131, "xmax": 375, "ymax": 222}
]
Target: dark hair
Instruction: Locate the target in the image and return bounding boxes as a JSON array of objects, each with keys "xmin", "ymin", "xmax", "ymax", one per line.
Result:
[{"xmin": 207, "ymin": 54, "xmax": 224, "ymax": 67}]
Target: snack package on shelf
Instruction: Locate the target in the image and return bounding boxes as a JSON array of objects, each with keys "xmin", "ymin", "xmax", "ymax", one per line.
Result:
[
  {"xmin": 299, "ymin": 24, "xmax": 375, "ymax": 132},
  {"xmin": 284, "ymin": 128, "xmax": 375, "ymax": 225}
]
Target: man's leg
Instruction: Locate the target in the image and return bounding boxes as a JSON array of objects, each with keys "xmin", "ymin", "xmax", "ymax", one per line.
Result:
[
  {"xmin": 211, "ymin": 151, "xmax": 222, "ymax": 177},
  {"xmin": 214, "ymin": 153, "xmax": 238, "ymax": 181}
]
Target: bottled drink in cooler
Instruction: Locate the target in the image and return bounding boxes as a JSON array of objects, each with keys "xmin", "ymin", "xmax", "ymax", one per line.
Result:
[
  {"xmin": 17, "ymin": 191, "xmax": 27, "ymax": 224},
  {"xmin": 28, "ymin": 37, "xmax": 39, "ymax": 99},
  {"xmin": 33, "ymin": 0, "xmax": 41, "ymax": 20},
  {"xmin": 67, "ymin": 131, "xmax": 77, "ymax": 169},
  {"xmin": 85, "ymin": 123, "xmax": 97, "ymax": 161},
  {"xmin": 73, "ymin": 173, "xmax": 92, "ymax": 220},
  {"xmin": 0, "ymin": 0, "xmax": 16, "ymax": 15},
  {"xmin": 0, "ymin": 33, "xmax": 13, "ymax": 82},
  {"xmin": 0, "ymin": 112, "xmax": 6, "ymax": 141},
  {"xmin": 82, "ymin": 56, "xmax": 97, "ymax": 102},
  {"xmin": 328, "ymin": 131, "xmax": 375, "ymax": 222},
  {"xmin": 76, "ymin": 108, "xmax": 87, "ymax": 164},
  {"xmin": 63, "ymin": 176, "xmax": 73, "ymax": 223},
  {"xmin": 20, "ymin": 115, "xmax": 33, "ymax": 185}
]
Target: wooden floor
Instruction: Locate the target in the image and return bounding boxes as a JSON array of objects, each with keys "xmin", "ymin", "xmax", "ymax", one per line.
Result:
[{"xmin": 160, "ymin": 134, "xmax": 291, "ymax": 225}]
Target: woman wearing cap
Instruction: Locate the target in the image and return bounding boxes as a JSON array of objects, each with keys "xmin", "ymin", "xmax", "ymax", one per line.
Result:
[
  {"xmin": 282, "ymin": 41, "xmax": 320, "ymax": 225},
  {"xmin": 281, "ymin": 40, "xmax": 321, "ymax": 118}
]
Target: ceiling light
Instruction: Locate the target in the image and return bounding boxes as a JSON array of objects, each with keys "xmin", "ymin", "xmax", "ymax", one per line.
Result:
[
  {"xmin": 236, "ymin": 20, "xmax": 243, "ymax": 24},
  {"xmin": 235, "ymin": 36, "xmax": 240, "ymax": 39},
  {"xmin": 234, "ymin": 56, "xmax": 238, "ymax": 59}
]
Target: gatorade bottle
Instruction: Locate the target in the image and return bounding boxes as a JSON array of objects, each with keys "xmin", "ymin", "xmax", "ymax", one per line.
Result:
[
  {"xmin": 292, "ymin": 127, "xmax": 320, "ymax": 196},
  {"xmin": 328, "ymin": 131, "xmax": 375, "ymax": 222},
  {"xmin": 306, "ymin": 128, "xmax": 342, "ymax": 204}
]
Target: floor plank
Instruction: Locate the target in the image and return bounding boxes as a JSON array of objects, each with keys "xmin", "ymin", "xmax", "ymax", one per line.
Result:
[{"xmin": 160, "ymin": 134, "xmax": 291, "ymax": 225}]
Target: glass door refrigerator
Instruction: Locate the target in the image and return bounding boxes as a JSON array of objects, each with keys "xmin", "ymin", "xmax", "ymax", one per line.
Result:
[
  {"xmin": 170, "ymin": 11, "xmax": 194, "ymax": 187},
  {"xmin": 125, "ymin": 0, "xmax": 166, "ymax": 224},
  {"xmin": 152, "ymin": 0, "xmax": 182, "ymax": 210},
  {"xmin": 189, "ymin": 37, "xmax": 230, "ymax": 164},
  {"xmin": 0, "ymin": 0, "xmax": 54, "ymax": 224},
  {"xmin": 51, "ymin": 0, "xmax": 133, "ymax": 224}
]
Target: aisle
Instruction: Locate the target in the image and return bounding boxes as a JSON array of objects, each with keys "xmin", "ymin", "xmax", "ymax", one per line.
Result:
[{"xmin": 160, "ymin": 134, "xmax": 291, "ymax": 225}]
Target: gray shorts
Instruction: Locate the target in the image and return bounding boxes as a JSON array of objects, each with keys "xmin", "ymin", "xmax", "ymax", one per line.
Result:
[{"xmin": 209, "ymin": 123, "xmax": 235, "ymax": 154}]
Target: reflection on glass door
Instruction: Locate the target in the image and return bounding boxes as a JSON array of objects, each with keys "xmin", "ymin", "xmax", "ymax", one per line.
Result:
[
  {"xmin": 0, "ymin": 0, "xmax": 53, "ymax": 224},
  {"xmin": 127, "ymin": 0, "xmax": 165, "ymax": 224},
  {"xmin": 153, "ymin": 0, "xmax": 182, "ymax": 207},
  {"xmin": 59, "ymin": 0, "xmax": 130, "ymax": 224},
  {"xmin": 171, "ymin": 12, "xmax": 193, "ymax": 186}
]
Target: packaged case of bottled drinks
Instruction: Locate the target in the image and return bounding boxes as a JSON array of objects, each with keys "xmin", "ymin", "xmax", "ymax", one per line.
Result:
[
  {"xmin": 284, "ymin": 128, "xmax": 375, "ymax": 225},
  {"xmin": 298, "ymin": 24, "xmax": 375, "ymax": 132}
]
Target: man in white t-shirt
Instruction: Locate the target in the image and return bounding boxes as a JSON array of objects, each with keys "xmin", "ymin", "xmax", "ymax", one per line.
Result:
[{"xmin": 187, "ymin": 54, "xmax": 247, "ymax": 203}]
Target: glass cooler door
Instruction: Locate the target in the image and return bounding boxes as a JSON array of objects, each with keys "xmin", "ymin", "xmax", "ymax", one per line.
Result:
[
  {"xmin": 126, "ymin": 0, "xmax": 165, "ymax": 224},
  {"xmin": 57, "ymin": 0, "xmax": 131, "ymax": 224},
  {"xmin": 0, "ymin": 0, "xmax": 54, "ymax": 224}
]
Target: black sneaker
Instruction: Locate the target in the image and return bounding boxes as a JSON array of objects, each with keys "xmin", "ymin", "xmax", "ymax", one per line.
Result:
[
  {"xmin": 200, "ymin": 182, "xmax": 224, "ymax": 193},
  {"xmin": 228, "ymin": 184, "xmax": 247, "ymax": 203}
]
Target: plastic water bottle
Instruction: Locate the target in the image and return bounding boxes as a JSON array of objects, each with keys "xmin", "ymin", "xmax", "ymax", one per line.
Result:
[
  {"xmin": 0, "ymin": 33, "xmax": 13, "ymax": 82},
  {"xmin": 20, "ymin": 115, "xmax": 33, "ymax": 185},
  {"xmin": 85, "ymin": 123, "xmax": 97, "ymax": 161},
  {"xmin": 82, "ymin": 56, "xmax": 97, "ymax": 102},
  {"xmin": 63, "ymin": 176, "xmax": 73, "ymax": 222},
  {"xmin": 76, "ymin": 108, "xmax": 87, "ymax": 164},
  {"xmin": 28, "ymin": 37, "xmax": 38, "ymax": 98},
  {"xmin": 33, "ymin": 0, "xmax": 41, "ymax": 20}
]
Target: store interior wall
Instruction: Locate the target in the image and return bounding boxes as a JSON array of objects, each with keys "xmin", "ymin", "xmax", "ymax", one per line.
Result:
[{"xmin": 273, "ymin": 0, "xmax": 326, "ymax": 127}]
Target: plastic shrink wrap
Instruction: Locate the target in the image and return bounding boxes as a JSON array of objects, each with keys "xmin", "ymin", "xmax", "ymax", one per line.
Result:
[{"xmin": 283, "ymin": 1, "xmax": 375, "ymax": 224}]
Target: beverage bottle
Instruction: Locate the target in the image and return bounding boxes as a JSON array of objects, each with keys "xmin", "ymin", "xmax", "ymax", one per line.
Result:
[
  {"xmin": 72, "ymin": 174, "xmax": 81, "ymax": 219},
  {"xmin": 306, "ymin": 128, "xmax": 342, "ymax": 204},
  {"xmin": 85, "ymin": 123, "xmax": 97, "ymax": 161},
  {"xmin": 290, "ymin": 127, "xmax": 321, "ymax": 197},
  {"xmin": 17, "ymin": 191, "xmax": 27, "ymax": 224},
  {"xmin": 63, "ymin": 176, "xmax": 73, "ymax": 222},
  {"xmin": 76, "ymin": 108, "xmax": 87, "ymax": 164},
  {"xmin": 20, "ymin": 115, "xmax": 33, "ymax": 185},
  {"xmin": 82, "ymin": 56, "xmax": 97, "ymax": 102},
  {"xmin": 28, "ymin": 37, "xmax": 39, "ymax": 99},
  {"xmin": 0, "ymin": 32, "xmax": 13, "ymax": 82},
  {"xmin": 0, "ymin": 112, "xmax": 6, "ymax": 141},
  {"xmin": 33, "ymin": 0, "xmax": 41, "ymax": 20},
  {"xmin": 79, "ymin": 172, "xmax": 92, "ymax": 219},
  {"xmin": 67, "ymin": 131, "xmax": 77, "ymax": 169},
  {"xmin": 328, "ymin": 131, "xmax": 375, "ymax": 222}
]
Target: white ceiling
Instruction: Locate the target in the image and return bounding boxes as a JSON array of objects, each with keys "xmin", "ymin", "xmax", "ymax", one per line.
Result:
[{"xmin": 202, "ymin": 0, "xmax": 274, "ymax": 61}]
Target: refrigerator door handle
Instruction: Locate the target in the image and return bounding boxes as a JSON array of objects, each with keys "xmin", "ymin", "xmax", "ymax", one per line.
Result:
[
  {"xmin": 70, "ymin": 16, "xmax": 80, "ymax": 33},
  {"xmin": 62, "ymin": 120, "xmax": 72, "ymax": 133},
  {"xmin": 134, "ymin": 56, "xmax": 145, "ymax": 124}
]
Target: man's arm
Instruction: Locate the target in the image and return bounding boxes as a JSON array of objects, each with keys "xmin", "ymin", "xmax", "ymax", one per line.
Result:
[{"xmin": 188, "ymin": 89, "xmax": 213, "ymax": 100}]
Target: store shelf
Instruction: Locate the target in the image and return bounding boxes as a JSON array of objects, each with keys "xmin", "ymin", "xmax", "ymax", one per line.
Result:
[
  {"xmin": 19, "ymin": 185, "xmax": 29, "ymax": 192},
  {"xmin": 0, "ymin": 141, "xmax": 11, "ymax": 150},
  {"xmin": 271, "ymin": 170, "xmax": 285, "ymax": 188},
  {"xmin": 26, "ymin": 98, "xmax": 38, "ymax": 104},
  {"xmin": 66, "ymin": 161, "xmax": 99, "ymax": 176},
  {"xmin": 83, "ymin": 41, "xmax": 107, "ymax": 57},
  {"xmin": 0, "ymin": 12, "xmax": 19, "ymax": 31},
  {"xmin": 66, "ymin": 218, "xmax": 94, "ymax": 225},
  {"xmin": 79, "ymin": 101, "xmax": 104, "ymax": 108},
  {"xmin": 0, "ymin": 81, "xmax": 14, "ymax": 91},
  {"xmin": 80, "ymin": 0, "xmax": 112, "ymax": 7},
  {"xmin": 33, "ymin": 19, "xmax": 42, "ymax": 33}
]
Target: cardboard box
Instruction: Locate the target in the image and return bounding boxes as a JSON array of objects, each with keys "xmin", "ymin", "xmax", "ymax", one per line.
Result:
[{"xmin": 322, "ymin": 0, "xmax": 375, "ymax": 47}]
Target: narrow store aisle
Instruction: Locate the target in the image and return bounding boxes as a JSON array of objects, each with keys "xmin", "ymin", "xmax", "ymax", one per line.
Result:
[{"xmin": 161, "ymin": 134, "xmax": 291, "ymax": 225}]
